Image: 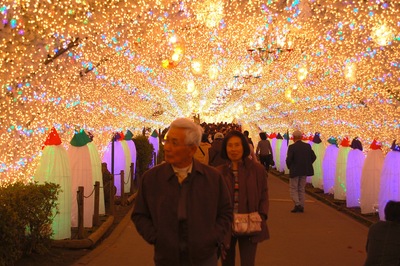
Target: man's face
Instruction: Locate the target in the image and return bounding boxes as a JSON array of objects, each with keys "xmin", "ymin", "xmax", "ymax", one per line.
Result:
[{"xmin": 163, "ymin": 127, "xmax": 196, "ymax": 168}]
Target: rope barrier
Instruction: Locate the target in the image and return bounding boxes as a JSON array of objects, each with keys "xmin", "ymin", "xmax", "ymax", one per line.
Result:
[
  {"xmin": 83, "ymin": 186, "xmax": 96, "ymax": 198},
  {"xmin": 123, "ymin": 167, "xmax": 132, "ymax": 185}
]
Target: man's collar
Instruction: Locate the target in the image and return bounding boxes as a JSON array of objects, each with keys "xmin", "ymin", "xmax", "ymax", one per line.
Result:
[{"xmin": 167, "ymin": 159, "xmax": 206, "ymax": 179}]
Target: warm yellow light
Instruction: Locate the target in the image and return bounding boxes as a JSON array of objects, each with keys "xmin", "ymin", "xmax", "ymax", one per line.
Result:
[
  {"xmin": 287, "ymin": 40, "xmax": 293, "ymax": 49},
  {"xmin": 161, "ymin": 59, "xmax": 170, "ymax": 69},
  {"xmin": 171, "ymin": 53, "xmax": 180, "ymax": 62},
  {"xmin": 345, "ymin": 63, "xmax": 357, "ymax": 83},
  {"xmin": 297, "ymin": 67, "xmax": 308, "ymax": 81},
  {"xmin": 208, "ymin": 65, "xmax": 219, "ymax": 80},
  {"xmin": 191, "ymin": 60, "xmax": 203, "ymax": 75},
  {"xmin": 187, "ymin": 80, "xmax": 195, "ymax": 93},
  {"xmin": 277, "ymin": 36, "xmax": 285, "ymax": 48},
  {"xmin": 285, "ymin": 89, "xmax": 292, "ymax": 99},
  {"xmin": 169, "ymin": 35, "xmax": 177, "ymax": 44},
  {"xmin": 196, "ymin": 1, "xmax": 224, "ymax": 28},
  {"xmin": 371, "ymin": 24, "xmax": 394, "ymax": 46}
]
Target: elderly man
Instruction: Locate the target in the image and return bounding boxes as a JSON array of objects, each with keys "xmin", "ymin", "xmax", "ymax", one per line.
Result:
[
  {"xmin": 132, "ymin": 118, "xmax": 232, "ymax": 266},
  {"xmin": 286, "ymin": 130, "xmax": 316, "ymax": 213}
]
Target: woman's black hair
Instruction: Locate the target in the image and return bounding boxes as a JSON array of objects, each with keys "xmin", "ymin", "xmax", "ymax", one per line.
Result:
[
  {"xmin": 259, "ymin": 132, "xmax": 267, "ymax": 140},
  {"xmin": 384, "ymin": 201, "xmax": 400, "ymax": 222},
  {"xmin": 220, "ymin": 130, "xmax": 250, "ymax": 160},
  {"xmin": 201, "ymin": 133, "xmax": 209, "ymax": 143}
]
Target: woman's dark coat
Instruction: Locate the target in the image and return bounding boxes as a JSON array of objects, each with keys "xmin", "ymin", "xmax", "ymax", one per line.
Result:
[{"xmin": 217, "ymin": 157, "xmax": 270, "ymax": 244}]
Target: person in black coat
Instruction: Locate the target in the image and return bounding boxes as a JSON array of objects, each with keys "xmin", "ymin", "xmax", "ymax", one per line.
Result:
[
  {"xmin": 365, "ymin": 200, "xmax": 400, "ymax": 265},
  {"xmin": 286, "ymin": 130, "xmax": 316, "ymax": 213}
]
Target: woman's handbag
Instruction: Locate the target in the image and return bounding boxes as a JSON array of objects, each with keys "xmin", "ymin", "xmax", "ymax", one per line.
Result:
[{"xmin": 232, "ymin": 212, "xmax": 262, "ymax": 236}]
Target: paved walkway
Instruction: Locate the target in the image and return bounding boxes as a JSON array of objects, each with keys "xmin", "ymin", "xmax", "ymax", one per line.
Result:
[{"xmin": 73, "ymin": 174, "xmax": 368, "ymax": 266}]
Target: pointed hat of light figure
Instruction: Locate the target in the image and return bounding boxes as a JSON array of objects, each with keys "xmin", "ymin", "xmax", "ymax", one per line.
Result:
[
  {"xmin": 276, "ymin": 133, "xmax": 283, "ymax": 139},
  {"xmin": 70, "ymin": 129, "xmax": 91, "ymax": 147},
  {"xmin": 118, "ymin": 132, "xmax": 125, "ymax": 141},
  {"xmin": 350, "ymin": 137, "xmax": 363, "ymax": 151},
  {"xmin": 112, "ymin": 132, "xmax": 122, "ymax": 141},
  {"xmin": 87, "ymin": 131, "xmax": 94, "ymax": 142},
  {"xmin": 124, "ymin": 130, "xmax": 134, "ymax": 140},
  {"xmin": 43, "ymin": 127, "xmax": 62, "ymax": 148},
  {"xmin": 313, "ymin": 132, "xmax": 322, "ymax": 144},
  {"xmin": 390, "ymin": 140, "xmax": 400, "ymax": 152},
  {"xmin": 283, "ymin": 132, "xmax": 289, "ymax": 140},
  {"xmin": 370, "ymin": 139, "xmax": 382, "ymax": 150},
  {"xmin": 340, "ymin": 137, "xmax": 350, "ymax": 147},
  {"xmin": 269, "ymin": 132, "xmax": 277, "ymax": 139},
  {"xmin": 327, "ymin": 136, "xmax": 338, "ymax": 147},
  {"xmin": 151, "ymin": 129, "xmax": 159, "ymax": 138}
]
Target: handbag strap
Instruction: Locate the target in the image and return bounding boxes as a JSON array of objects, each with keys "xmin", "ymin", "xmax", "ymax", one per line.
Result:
[{"xmin": 199, "ymin": 146, "xmax": 205, "ymax": 156}]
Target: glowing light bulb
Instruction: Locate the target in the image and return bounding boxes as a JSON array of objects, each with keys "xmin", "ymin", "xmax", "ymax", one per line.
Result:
[
  {"xmin": 208, "ymin": 65, "xmax": 219, "ymax": 80},
  {"xmin": 371, "ymin": 24, "xmax": 394, "ymax": 46},
  {"xmin": 297, "ymin": 67, "xmax": 308, "ymax": 81},
  {"xmin": 345, "ymin": 63, "xmax": 357, "ymax": 82},
  {"xmin": 191, "ymin": 60, "xmax": 203, "ymax": 75},
  {"xmin": 285, "ymin": 89, "xmax": 292, "ymax": 99},
  {"xmin": 169, "ymin": 35, "xmax": 177, "ymax": 44},
  {"xmin": 187, "ymin": 80, "xmax": 195, "ymax": 93}
]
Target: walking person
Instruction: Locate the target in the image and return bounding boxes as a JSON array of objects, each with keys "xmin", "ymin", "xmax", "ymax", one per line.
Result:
[
  {"xmin": 132, "ymin": 117, "xmax": 232, "ymax": 266},
  {"xmin": 217, "ymin": 130, "xmax": 269, "ymax": 266},
  {"xmin": 194, "ymin": 133, "xmax": 211, "ymax": 165},
  {"xmin": 244, "ymin": 130, "xmax": 257, "ymax": 161},
  {"xmin": 208, "ymin": 132, "xmax": 229, "ymax": 167},
  {"xmin": 286, "ymin": 130, "xmax": 316, "ymax": 213},
  {"xmin": 255, "ymin": 132, "xmax": 273, "ymax": 171}
]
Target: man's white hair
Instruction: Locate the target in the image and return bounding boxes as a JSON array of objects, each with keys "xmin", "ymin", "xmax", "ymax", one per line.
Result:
[{"xmin": 169, "ymin": 118, "xmax": 203, "ymax": 146}]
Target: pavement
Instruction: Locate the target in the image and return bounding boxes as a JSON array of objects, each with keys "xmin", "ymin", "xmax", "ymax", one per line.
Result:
[{"xmin": 73, "ymin": 173, "xmax": 369, "ymax": 266}]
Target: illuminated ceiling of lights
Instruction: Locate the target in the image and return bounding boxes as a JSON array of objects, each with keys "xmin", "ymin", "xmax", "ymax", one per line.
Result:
[{"xmin": 0, "ymin": 0, "xmax": 399, "ymax": 183}]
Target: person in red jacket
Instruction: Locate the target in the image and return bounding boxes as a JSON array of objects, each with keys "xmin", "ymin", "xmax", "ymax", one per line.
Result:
[
  {"xmin": 286, "ymin": 130, "xmax": 317, "ymax": 213},
  {"xmin": 132, "ymin": 117, "xmax": 232, "ymax": 266}
]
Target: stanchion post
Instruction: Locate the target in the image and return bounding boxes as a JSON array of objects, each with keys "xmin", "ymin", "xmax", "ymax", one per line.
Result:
[
  {"xmin": 93, "ymin": 181, "xmax": 100, "ymax": 226},
  {"xmin": 120, "ymin": 170, "xmax": 125, "ymax": 206},
  {"xmin": 130, "ymin": 163, "xmax": 134, "ymax": 194},
  {"xmin": 77, "ymin": 186, "xmax": 85, "ymax": 239},
  {"xmin": 110, "ymin": 175, "xmax": 115, "ymax": 216}
]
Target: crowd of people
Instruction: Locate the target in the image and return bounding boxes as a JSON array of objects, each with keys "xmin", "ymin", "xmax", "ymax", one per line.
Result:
[{"xmin": 133, "ymin": 118, "xmax": 400, "ymax": 266}]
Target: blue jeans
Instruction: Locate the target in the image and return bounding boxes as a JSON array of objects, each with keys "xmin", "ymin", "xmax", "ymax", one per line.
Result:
[{"xmin": 289, "ymin": 176, "xmax": 307, "ymax": 207}]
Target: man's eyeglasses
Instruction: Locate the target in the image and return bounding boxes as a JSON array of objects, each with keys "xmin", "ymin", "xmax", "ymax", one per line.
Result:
[{"xmin": 162, "ymin": 139, "xmax": 187, "ymax": 147}]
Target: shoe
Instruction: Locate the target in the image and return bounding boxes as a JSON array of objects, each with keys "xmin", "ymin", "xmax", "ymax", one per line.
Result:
[
  {"xmin": 291, "ymin": 205, "xmax": 301, "ymax": 213},
  {"xmin": 291, "ymin": 205, "xmax": 304, "ymax": 213}
]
